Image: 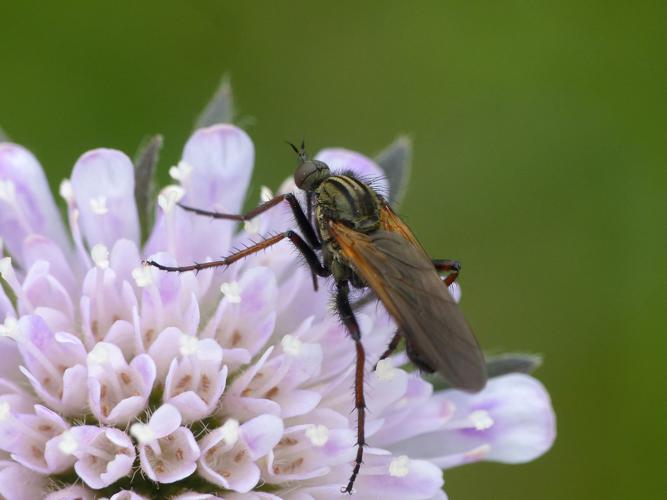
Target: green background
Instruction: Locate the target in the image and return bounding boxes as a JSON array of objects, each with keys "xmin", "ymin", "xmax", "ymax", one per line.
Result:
[{"xmin": 1, "ymin": 1, "xmax": 664, "ymax": 499}]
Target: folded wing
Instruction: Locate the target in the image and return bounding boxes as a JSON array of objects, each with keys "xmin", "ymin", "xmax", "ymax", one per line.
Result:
[{"xmin": 330, "ymin": 221, "xmax": 487, "ymax": 392}]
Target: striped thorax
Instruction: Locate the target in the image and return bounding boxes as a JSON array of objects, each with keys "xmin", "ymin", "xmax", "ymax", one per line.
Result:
[{"xmin": 316, "ymin": 175, "xmax": 382, "ymax": 284}]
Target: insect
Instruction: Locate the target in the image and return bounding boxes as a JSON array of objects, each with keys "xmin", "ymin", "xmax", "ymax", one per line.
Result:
[{"xmin": 146, "ymin": 142, "xmax": 487, "ymax": 493}]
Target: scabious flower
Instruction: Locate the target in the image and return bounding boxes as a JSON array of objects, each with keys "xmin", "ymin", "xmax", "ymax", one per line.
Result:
[{"xmin": 0, "ymin": 122, "xmax": 555, "ymax": 499}]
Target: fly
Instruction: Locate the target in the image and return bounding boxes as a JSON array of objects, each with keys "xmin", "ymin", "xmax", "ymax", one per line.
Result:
[{"xmin": 146, "ymin": 141, "xmax": 487, "ymax": 494}]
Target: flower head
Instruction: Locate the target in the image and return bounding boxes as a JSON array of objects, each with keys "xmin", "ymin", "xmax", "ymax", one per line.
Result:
[{"xmin": 0, "ymin": 121, "xmax": 555, "ymax": 498}]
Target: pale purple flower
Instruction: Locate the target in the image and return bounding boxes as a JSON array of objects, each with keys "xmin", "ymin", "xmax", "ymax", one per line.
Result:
[
  {"xmin": 0, "ymin": 123, "xmax": 555, "ymax": 499},
  {"xmin": 131, "ymin": 403, "xmax": 200, "ymax": 483}
]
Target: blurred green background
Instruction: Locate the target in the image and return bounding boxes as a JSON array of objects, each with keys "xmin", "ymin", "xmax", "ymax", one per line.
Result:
[{"xmin": 1, "ymin": 1, "xmax": 664, "ymax": 499}]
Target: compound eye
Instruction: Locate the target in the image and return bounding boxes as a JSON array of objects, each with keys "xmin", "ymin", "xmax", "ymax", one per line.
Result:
[{"xmin": 294, "ymin": 160, "xmax": 316, "ymax": 189}]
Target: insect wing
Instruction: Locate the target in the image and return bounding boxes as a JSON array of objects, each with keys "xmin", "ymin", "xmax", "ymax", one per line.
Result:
[
  {"xmin": 330, "ymin": 222, "xmax": 487, "ymax": 392},
  {"xmin": 379, "ymin": 202, "xmax": 423, "ymax": 249}
]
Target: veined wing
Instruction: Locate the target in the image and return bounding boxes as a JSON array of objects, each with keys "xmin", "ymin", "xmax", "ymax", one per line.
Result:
[
  {"xmin": 379, "ymin": 202, "xmax": 423, "ymax": 249},
  {"xmin": 330, "ymin": 221, "xmax": 487, "ymax": 392}
]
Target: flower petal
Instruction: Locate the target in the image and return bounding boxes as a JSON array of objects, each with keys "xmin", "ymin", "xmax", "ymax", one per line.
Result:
[
  {"xmin": 110, "ymin": 492, "xmax": 150, "ymax": 500},
  {"xmin": 181, "ymin": 124, "xmax": 253, "ymax": 212},
  {"xmin": 146, "ymin": 125, "xmax": 254, "ymax": 261},
  {"xmin": 66, "ymin": 426, "xmax": 135, "ymax": 489},
  {"xmin": 71, "ymin": 148, "xmax": 140, "ymax": 247},
  {"xmin": 0, "ymin": 144, "xmax": 70, "ymax": 265},
  {"xmin": 240, "ymin": 414, "xmax": 284, "ymax": 460},
  {"xmin": 149, "ymin": 403, "xmax": 182, "ymax": 438},
  {"xmin": 138, "ymin": 426, "xmax": 199, "ymax": 483},
  {"xmin": 0, "ymin": 339, "xmax": 22, "ymax": 385},
  {"xmin": 22, "ymin": 235, "xmax": 78, "ymax": 295},
  {"xmin": 354, "ymin": 454, "xmax": 444, "ymax": 499},
  {"xmin": 0, "ymin": 461, "xmax": 47, "ymax": 500},
  {"xmin": 87, "ymin": 343, "xmax": 155, "ymax": 425},
  {"xmin": 389, "ymin": 374, "xmax": 556, "ymax": 467},
  {"xmin": 44, "ymin": 485, "xmax": 95, "ymax": 500}
]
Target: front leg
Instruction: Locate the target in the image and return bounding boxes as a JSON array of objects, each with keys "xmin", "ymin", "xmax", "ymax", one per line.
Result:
[
  {"xmin": 336, "ymin": 281, "xmax": 367, "ymax": 495},
  {"xmin": 179, "ymin": 192, "xmax": 320, "ymax": 249}
]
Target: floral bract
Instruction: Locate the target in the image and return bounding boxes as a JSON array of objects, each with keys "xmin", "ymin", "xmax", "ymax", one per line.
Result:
[{"xmin": 0, "ymin": 124, "xmax": 555, "ymax": 499}]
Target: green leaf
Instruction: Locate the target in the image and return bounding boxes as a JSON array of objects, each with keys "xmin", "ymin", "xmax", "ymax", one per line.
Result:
[
  {"xmin": 375, "ymin": 135, "xmax": 412, "ymax": 209},
  {"xmin": 134, "ymin": 134, "xmax": 163, "ymax": 242},
  {"xmin": 424, "ymin": 352, "xmax": 543, "ymax": 391},
  {"xmin": 195, "ymin": 74, "xmax": 235, "ymax": 128}
]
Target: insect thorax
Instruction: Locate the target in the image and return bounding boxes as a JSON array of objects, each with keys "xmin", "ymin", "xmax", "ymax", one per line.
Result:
[{"xmin": 315, "ymin": 175, "xmax": 381, "ymax": 285}]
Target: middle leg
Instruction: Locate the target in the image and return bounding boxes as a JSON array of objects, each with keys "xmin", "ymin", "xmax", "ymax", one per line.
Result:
[
  {"xmin": 146, "ymin": 230, "xmax": 330, "ymax": 277},
  {"xmin": 432, "ymin": 258, "xmax": 461, "ymax": 286},
  {"xmin": 179, "ymin": 193, "xmax": 323, "ymax": 290},
  {"xmin": 374, "ymin": 331, "xmax": 402, "ymax": 370}
]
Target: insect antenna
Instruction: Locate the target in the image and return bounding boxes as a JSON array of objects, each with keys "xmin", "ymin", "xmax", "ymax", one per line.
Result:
[{"xmin": 286, "ymin": 139, "xmax": 309, "ymax": 160}]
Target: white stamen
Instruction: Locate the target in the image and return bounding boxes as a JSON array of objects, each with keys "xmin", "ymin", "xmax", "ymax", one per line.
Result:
[
  {"xmin": 389, "ymin": 455, "xmax": 411, "ymax": 477},
  {"xmin": 58, "ymin": 430, "xmax": 79, "ymax": 455},
  {"xmin": 281, "ymin": 334, "xmax": 302, "ymax": 356},
  {"xmin": 91, "ymin": 244, "xmax": 110, "ymax": 269},
  {"xmin": 220, "ymin": 281, "xmax": 241, "ymax": 303},
  {"xmin": 305, "ymin": 424, "xmax": 329, "ymax": 447},
  {"xmin": 448, "ymin": 281, "xmax": 462, "ymax": 304},
  {"xmin": 218, "ymin": 419, "xmax": 240, "ymax": 445},
  {"xmin": 0, "ymin": 257, "xmax": 13, "ymax": 279},
  {"xmin": 468, "ymin": 410, "xmax": 494, "ymax": 430},
  {"xmin": 132, "ymin": 266, "xmax": 153, "ymax": 288},
  {"xmin": 0, "ymin": 179, "xmax": 16, "ymax": 203},
  {"xmin": 169, "ymin": 161, "xmax": 193, "ymax": 182},
  {"xmin": 89, "ymin": 196, "xmax": 108, "ymax": 215},
  {"xmin": 179, "ymin": 334, "xmax": 199, "ymax": 356},
  {"xmin": 0, "ymin": 401, "xmax": 10, "ymax": 421},
  {"xmin": 243, "ymin": 217, "xmax": 261, "ymax": 235},
  {"xmin": 260, "ymin": 185, "xmax": 273, "ymax": 203},
  {"xmin": 375, "ymin": 359, "xmax": 398, "ymax": 381},
  {"xmin": 59, "ymin": 179, "xmax": 74, "ymax": 203},
  {"xmin": 158, "ymin": 185, "xmax": 185, "ymax": 214},
  {"xmin": 130, "ymin": 423, "xmax": 155, "ymax": 444},
  {"xmin": 0, "ymin": 316, "xmax": 18, "ymax": 339},
  {"xmin": 88, "ymin": 343, "xmax": 112, "ymax": 366}
]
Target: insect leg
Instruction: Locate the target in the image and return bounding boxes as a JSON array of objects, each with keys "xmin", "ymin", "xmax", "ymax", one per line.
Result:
[
  {"xmin": 374, "ymin": 331, "xmax": 402, "ymax": 370},
  {"xmin": 432, "ymin": 258, "xmax": 461, "ymax": 286},
  {"xmin": 305, "ymin": 191, "xmax": 319, "ymax": 292},
  {"xmin": 179, "ymin": 193, "xmax": 321, "ymax": 248},
  {"xmin": 336, "ymin": 281, "xmax": 367, "ymax": 495},
  {"xmin": 146, "ymin": 230, "xmax": 330, "ymax": 277}
]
